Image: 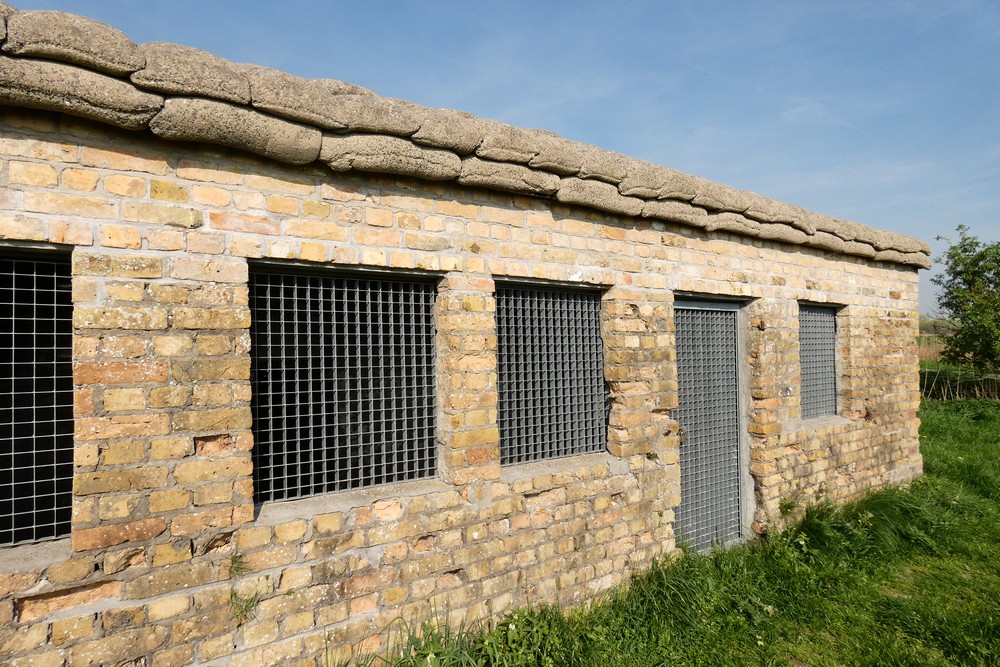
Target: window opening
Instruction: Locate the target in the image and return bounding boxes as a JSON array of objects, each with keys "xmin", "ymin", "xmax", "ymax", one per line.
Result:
[
  {"xmin": 249, "ymin": 267, "xmax": 437, "ymax": 501},
  {"xmin": 1, "ymin": 253, "xmax": 74, "ymax": 546},
  {"xmin": 799, "ymin": 304, "xmax": 838, "ymax": 419},
  {"xmin": 497, "ymin": 284, "xmax": 609, "ymax": 465}
]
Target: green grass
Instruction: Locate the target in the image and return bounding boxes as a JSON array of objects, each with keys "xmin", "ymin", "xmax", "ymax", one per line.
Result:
[{"xmin": 352, "ymin": 399, "xmax": 1000, "ymax": 666}]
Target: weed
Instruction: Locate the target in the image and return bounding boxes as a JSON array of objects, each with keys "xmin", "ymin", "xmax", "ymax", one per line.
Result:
[
  {"xmin": 228, "ymin": 588, "xmax": 261, "ymax": 624},
  {"xmin": 229, "ymin": 552, "xmax": 248, "ymax": 578}
]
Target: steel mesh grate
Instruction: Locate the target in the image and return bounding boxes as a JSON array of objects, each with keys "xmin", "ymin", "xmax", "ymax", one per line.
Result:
[
  {"xmin": 249, "ymin": 268, "xmax": 438, "ymax": 502},
  {"xmin": 674, "ymin": 303, "xmax": 742, "ymax": 552},
  {"xmin": 0, "ymin": 254, "xmax": 74, "ymax": 546},
  {"xmin": 799, "ymin": 305, "xmax": 838, "ymax": 419},
  {"xmin": 496, "ymin": 285, "xmax": 609, "ymax": 465}
]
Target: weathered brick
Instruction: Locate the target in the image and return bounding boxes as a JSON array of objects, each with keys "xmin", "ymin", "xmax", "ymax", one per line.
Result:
[
  {"xmin": 150, "ymin": 488, "xmax": 190, "ymax": 514},
  {"xmin": 283, "ymin": 218, "xmax": 349, "ymax": 241},
  {"xmin": 73, "ymin": 467, "xmax": 167, "ymax": 496},
  {"xmin": 151, "ymin": 179, "xmax": 189, "ymax": 203},
  {"xmin": 99, "ymin": 224, "xmax": 142, "ymax": 249},
  {"xmin": 9, "ymin": 160, "xmax": 57, "ymax": 186},
  {"xmin": 170, "ymin": 256, "xmax": 248, "ymax": 283},
  {"xmin": 75, "ymin": 413, "xmax": 171, "ymax": 441},
  {"xmin": 148, "ymin": 594, "xmax": 191, "ymax": 622},
  {"xmin": 24, "ymin": 191, "xmax": 116, "ymax": 219},
  {"xmin": 210, "ymin": 210, "xmax": 280, "ymax": 235},
  {"xmin": 104, "ymin": 174, "xmax": 147, "ymax": 197},
  {"xmin": 72, "ymin": 518, "xmax": 167, "ymax": 552},
  {"xmin": 98, "ymin": 493, "xmax": 141, "ymax": 520},
  {"xmin": 124, "ymin": 562, "xmax": 215, "ymax": 599},
  {"xmin": 150, "ymin": 385, "xmax": 193, "ymax": 409},
  {"xmin": 0, "ymin": 213, "xmax": 46, "ymax": 241},
  {"xmin": 52, "ymin": 614, "xmax": 95, "ymax": 646},
  {"xmin": 173, "ymin": 456, "xmax": 253, "ymax": 484},
  {"xmin": 44, "ymin": 557, "xmax": 96, "ymax": 585},
  {"xmin": 81, "ymin": 146, "xmax": 170, "ymax": 174},
  {"xmin": 246, "ymin": 172, "xmax": 314, "ymax": 195},
  {"xmin": 171, "ymin": 358, "xmax": 251, "ymax": 382},
  {"xmin": 17, "ymin": 581, "xmax": 121, "ymax": 623},
  {"xmin": 152, "ymin": 540, "xmax": 194, "ymax": 567},
  {"xmin": 172, "ymin": 306, "xmax": 252, "ymax": 330},
  {"xmin": 151, "ymin": 436, "xmax": 194, "ymax": 460},
  {"xmin": 125, "ymin": 201, "xmax": 204, "ymax": 228},
  {"xmin": 99, "ymin": 439, "xmax": 145, "ymax": 465},
  {"xmin": 171, "ymin": 407, "xmax": 253, "ymax": 432},
  {"xmin": 195, "ymin": 433, "xmax": 234, "ymax": 456},
  {"xmin": 177, "ymin": 159, "xmax": 242, "ymax": 185},
  {"xmin": 74, "ymin": 360, "xmax": 164, "ymax": 385},
  {"xmin": 186, "ymin": 231, "xmax": 227, "ymax": 254}
]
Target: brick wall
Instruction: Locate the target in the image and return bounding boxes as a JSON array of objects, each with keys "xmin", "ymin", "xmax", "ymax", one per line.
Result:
[{"xmin": 0, "ymin": 108, "xmax": 922, "ymax": 666}]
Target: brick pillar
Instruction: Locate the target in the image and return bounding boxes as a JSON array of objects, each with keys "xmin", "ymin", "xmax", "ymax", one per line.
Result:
[
  {"xmin": 71, "ymin": 251, "xmax": 254, "ymax": 572},
  {"xmin": 434, "ymin": 273, "xmax": 500, "ymax": 490}
]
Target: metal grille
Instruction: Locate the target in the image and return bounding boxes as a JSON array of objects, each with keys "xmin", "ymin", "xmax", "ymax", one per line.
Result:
[
  {"xmin": 249, "ymin": 267, "xmax": 437, "ymax": 502},
  {"xmin": 674, "ymin": 302, "xmax": 742, "ymax": 552},
  {"xmin": 1, "ymin": 253, "xmax": 74, "ymax": 546},
  {"xmin": 496, "ymin": 285, "xmax": 609, "ymax": 465},
  {"xmin": 799, "ymin": 305, "xmax": 838, "ymax": 419}
]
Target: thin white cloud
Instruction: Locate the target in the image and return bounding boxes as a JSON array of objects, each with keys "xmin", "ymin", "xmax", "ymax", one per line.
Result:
[{"xmin": 779, "ymin": 98, "xmax": 848, "ymax": 126}]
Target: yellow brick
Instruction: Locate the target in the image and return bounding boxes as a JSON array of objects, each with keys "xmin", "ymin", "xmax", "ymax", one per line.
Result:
[
  {"xmin": 81, "ymin": 146, "xmax": 169, "ymax": 174},
  {"xmin": 437, "ymin": 199, "xmax": 478, "ymax": 218},
  {"xmin": 150, "ymin": 488, "xmax": 189, "ymax": 513},
  {"xmin": 148, "ymin": 595, "xmax": 191, "ymax": 622},
  {"xmin": 100, "ymin": 224, "xmax": 142, "ymax": 249},
  {"xmin": 152, "ymin": 335, "xmax": 193, "ymax": 357},
  {"xmin": 266, "ymin": 195, "xmax": 298, "ymax": 214},
  {"xmin": 314, "ymin": 512, "xmax": 344, "ymax": 534},
  {"xmin": 51, "ymin": 615, "xmax": 95, "ymax": 646},
  {"xmin": 284, "ymin": 219, "xmax": 348, "ymax": 241},
  {"xmin": 51, "ymin": 219, "xmax": 94, "ymax": 246},
  {"xmin": 186, "ymin": 232, "xmax": 226, "ymax": 254},
  {"xmin": 246, "ymin": 173, "xmax": 314, "ymax": 195},
  {"xmin": 274, "ymin": 520, "xmax": 307, "ymax": 543},
  {"xmin": 150, "ymin": 437, "xmax": 193, "ymax": 460},
  {"xmin": 105, "ymin": 281, "xmax": 145, "ymax": 302},
  {"xmin": 193, "ymin": 482, "xmax": 234, "ymax": 506},
  {"xmin": 146, "ymin": 228, "xmax": 185, "ymax": 250},
  {"xmin": 236, "ymin": 526, "xmax": 271, "ymax": 550},
  {"xmin": 45, "ymin": 557, "xmax": 96, "ymax": 584},
  {"xmin": 104, "ymin": 174, "xmax": 147, "ymax": 197},
  {"xmin": 100, "ymin": 440, "xmax": 145, "ymax": 466},
  {"xmin": 300, "ymin": 242, "xmax": 326, "ymax": 262},
  {"xmin": 25, "ymin": 191, "xmax": 116, "ymax": 219},
  {"xmin": 58, "ymin": 168, "xmax": 100, "ymax": 191},
  {"xmin": 124, "ymin": 202, "xmax": 203, "ymax": 229},
  {"xmin": 103, "ymin": 387, "xmax": 146, "ymax": 413},
  {"xmin": 366, "ymin": 208, "xmax": 393, "ymax": 227},
  {"xmin": 150, "ymin": 179, "xmax": 189, "ymax": 203},
  {"xmin": 9, "ymin": 161, "xmax": 57, "ymax": 186},
  {"xmin": 192, "ymin": 184, "xmax": 231, "ymax": 207},
  {"xmin": 153, "ymin": 541, "xmax": 193, "ymax": 567},
  {"xmin": 98, "ymin": 493, "xmax": 140, "ymax": 520},
  {"xmin": 302, "ymin": 200, "xmax": 330, "ymax": 218}
]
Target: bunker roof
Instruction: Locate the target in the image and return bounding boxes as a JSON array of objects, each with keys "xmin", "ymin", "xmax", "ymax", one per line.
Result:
[{"xmin": 0, "ymin": 3, "xmax": 931, "ymax": 268}]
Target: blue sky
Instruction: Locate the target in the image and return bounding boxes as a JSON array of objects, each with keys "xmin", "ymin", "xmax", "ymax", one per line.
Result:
[{"xmin": 15, "ymin": 1, "xmax": 1000, "ymax": 313}]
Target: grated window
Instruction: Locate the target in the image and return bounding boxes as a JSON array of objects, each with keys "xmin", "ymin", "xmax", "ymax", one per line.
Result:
[
  {"xmin": 799, "ymin": 304, "xmax": 838, "ymax": 419},
  {"xmin": 249, "ymin": 267, "xmax": 437, "ymax": 502},
  {"xmin": 673, "ymin": 302, "xmax": 743, "ymax": 552},
  {"xmin": 496, "ymin": 285, "xmax": 609, "ymax": 465},
  {"xmin": 1, "ymin": 253, "xmax": 74, "ymax": 546}
]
